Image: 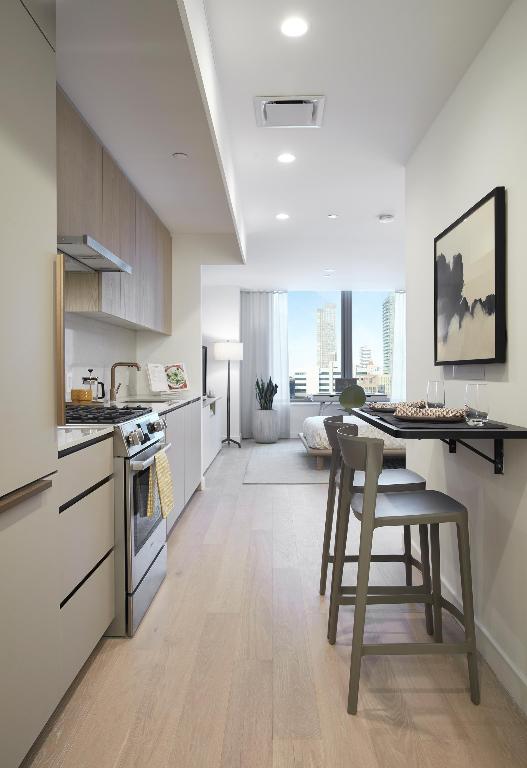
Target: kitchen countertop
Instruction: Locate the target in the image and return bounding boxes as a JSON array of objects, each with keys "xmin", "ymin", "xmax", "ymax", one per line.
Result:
[
  {"xmin": 57, "ymin": 426, "xmax": 114, "ymax": 457},
  {"xmin": 121, "ymin": 395, "xmax": 202, "ymax": 416}
]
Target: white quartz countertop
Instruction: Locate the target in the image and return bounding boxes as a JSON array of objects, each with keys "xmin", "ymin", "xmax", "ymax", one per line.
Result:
[
  {"xmin": 57, "ymin": 426, "xmax": 114, "ymax": 455},
  {"xmin": 120, "ymin": 395, "xmax": 201, "ymax": 416}
]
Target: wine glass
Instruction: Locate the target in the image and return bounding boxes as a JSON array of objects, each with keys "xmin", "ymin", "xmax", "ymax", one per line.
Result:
[
  {"xmin": 426, "ymin": 380, "xmax": 445, "ymax": 409},
  {"xmin": 465, "ymin": 383, "xmax": 489, "ymax": 426}
]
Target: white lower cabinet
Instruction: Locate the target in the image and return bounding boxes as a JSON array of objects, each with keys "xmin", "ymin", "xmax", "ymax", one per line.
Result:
[
  {"xmin": 59, "ymin": 552, "xmax": 115, "ymax": 694},
  {"xmin": 0, "ymin": 482, "xmax": 61, "ymax": 768},
  {"xmin": 184, "ymin": 399, "xmax": 202, "ymax": 503},
  {"xmin": 202, "ymin": 397, "xmax": 223, "ymax": 472},
  {"xmin": 56, "ymin": 438, "xmax": 115, "ymax": 695},
  {"xmin": 164, "ymin": 398, "xmax": 202, "ymax": 534}
]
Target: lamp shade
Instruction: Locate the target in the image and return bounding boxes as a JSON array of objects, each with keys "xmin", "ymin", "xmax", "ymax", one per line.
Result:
[{"xmin": 213, "ymin": 341, "xmax": 243, "ymax": 361}]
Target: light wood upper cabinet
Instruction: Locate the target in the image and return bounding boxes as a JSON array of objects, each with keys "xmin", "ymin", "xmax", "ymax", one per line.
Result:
[
  {"xmin": 58, "ymin": 87, "xmax": 171, "ymax": 333},
  {"xmin": 135, "ymin": 194, "xmax": 157, "ymax": 329},
  {"xmin": 159, "ymin": 218, "xmax": 172, "ymax": 334},
  {"xmin": 57, "ymin": 88, "xmax": 103, "ymax": 242},
  {"xmin": 101, "ymin": 149, "xmax": 136, "ymax": 317}
]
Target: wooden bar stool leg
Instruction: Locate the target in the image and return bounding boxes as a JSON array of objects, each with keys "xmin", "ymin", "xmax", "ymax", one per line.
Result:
[
  {"xmin": 418, "ymin": 524, "xmax": 434, "ymax": 636},
  {"xmin": 347, "ymin": 515, "xmax": 374, "ymax": 715},
  {"xmin": 430, "ymin": 523, "xmax": 443, "ymax": 643},
  {"xmin": 327, "ymin": 467, "xmax": 351, "ymax": 644},
  {"xmin": 320, "ymin": 455, "xmax": 339, "ymax": 595},
  {"xmin": 456, "ymin": 520, "xmax": 480, "ymax": 705},
  {"xmin": 403, "ymin": 524, "xmax": 413, "ymax": 586}
]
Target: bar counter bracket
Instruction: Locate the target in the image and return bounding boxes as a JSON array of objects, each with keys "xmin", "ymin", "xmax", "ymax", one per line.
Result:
[{"xmin": 441, "ymin": 438, "xmax": 504, "ymax": 475}]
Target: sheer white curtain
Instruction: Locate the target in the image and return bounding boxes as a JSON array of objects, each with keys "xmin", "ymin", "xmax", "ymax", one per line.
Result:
[
  {"xmin": 391, "ymin": 290, "xmax": 406, "ymax": 402},
  {"xmin": 240, "ymin": 291, "xmax": 290, "ymax": 439}
]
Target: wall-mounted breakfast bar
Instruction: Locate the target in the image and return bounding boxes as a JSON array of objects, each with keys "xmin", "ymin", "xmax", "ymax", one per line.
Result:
[{"xmin": 352, "ymin": 408, "xmax": 527, "ymax": 475}]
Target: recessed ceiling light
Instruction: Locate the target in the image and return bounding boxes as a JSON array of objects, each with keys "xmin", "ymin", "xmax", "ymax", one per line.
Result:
[
  {"xmin": 323, "ymin": 268, "xmax": 335, "ymax": 276},
  {"xmin": 277, "ymin": 152, "xmax": 296, "ymax": 164},
  {"xmin": 280, "ymin": 16, "xmax": 309, "ymax": 37},
  {"xmin": 171, "ymin": 151, "xmax": 189, "ymax": 159},
  {"xmin": 328, "ymin": 213, "xmax": 338, "ymax": 219},
  {"xmin": 276, "ymin": 212, "xmax": 290, "ymax": 221},
  {"xmin": 378, "ymin": 213, "xmax": 395, "ymax": 223}
]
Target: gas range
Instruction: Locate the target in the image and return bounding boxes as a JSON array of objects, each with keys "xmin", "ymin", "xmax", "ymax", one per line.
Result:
[{"xmin": 65, "ymin": 404, "xmax": 153, "ymax": 425}]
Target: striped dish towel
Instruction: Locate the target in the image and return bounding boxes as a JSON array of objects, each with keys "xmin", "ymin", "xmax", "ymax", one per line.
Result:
[{"xmin": 146, "ymin": 449, "xmax": 175, "ymax": 518}]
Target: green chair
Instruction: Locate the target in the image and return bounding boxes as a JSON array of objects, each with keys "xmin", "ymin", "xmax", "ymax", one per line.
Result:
[
  {"xmin": 329, "ymin": 426, "xmax": 480, "ymax": 714},
  {"xmin": 319, "ymin": 416, "xmax": 428, "ymax": 605}
]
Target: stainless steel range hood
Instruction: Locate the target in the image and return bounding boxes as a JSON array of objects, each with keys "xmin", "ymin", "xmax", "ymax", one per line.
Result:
[{"xmin": 58, "ymin": 235, "xmax": 133, "ymax": 273}]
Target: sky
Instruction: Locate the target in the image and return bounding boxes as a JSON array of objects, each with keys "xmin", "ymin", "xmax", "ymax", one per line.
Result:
[{"xmin": 288, "ymin": 291, "xmax": 390, "ymax": 374}]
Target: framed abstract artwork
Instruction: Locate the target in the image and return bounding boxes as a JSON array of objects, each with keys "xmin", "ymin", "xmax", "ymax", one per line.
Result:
[{"xmin": 434, "ymin": 186, "xmax": 506, "ymax": 365}]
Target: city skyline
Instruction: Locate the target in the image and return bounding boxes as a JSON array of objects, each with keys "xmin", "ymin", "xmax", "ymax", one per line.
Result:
[{"xmin": 289, "ymin": 291, "xmax": 392, "ymax": 373}]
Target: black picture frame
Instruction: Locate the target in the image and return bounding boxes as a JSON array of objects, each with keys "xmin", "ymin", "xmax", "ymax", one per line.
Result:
[{"xmin": 434, "ymin": 186, "xmax": 506, "ymax": 366}]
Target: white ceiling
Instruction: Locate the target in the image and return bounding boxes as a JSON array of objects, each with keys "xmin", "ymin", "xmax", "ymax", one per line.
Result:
[
  {"xmin": 56, "ymin": 0, "xmax": 236, "ymax": 236},
  {"xmin": 202, "ymin": 0, "xmax": 511, "ymax": 290}
]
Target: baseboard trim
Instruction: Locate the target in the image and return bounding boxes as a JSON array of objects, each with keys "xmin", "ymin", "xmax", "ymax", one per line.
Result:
[{"xmin": 411, "ymin": 540, "xmax": 527, "ymax": 714}]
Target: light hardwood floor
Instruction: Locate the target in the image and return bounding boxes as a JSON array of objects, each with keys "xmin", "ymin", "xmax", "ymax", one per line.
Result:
[{"xmin": 23, "ymin": 442, "xmax": 527, "ymax": 768}]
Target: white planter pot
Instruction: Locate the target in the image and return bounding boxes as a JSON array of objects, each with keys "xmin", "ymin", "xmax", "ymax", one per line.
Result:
[{"xmin": 253, "ymin": 409, "xmax": 280, "ymax": 443}]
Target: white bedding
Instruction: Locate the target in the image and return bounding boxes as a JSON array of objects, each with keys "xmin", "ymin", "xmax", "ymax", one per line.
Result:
[{"xmin": 302, "ymin": 415, "xmax": 405, "ymax": 453}]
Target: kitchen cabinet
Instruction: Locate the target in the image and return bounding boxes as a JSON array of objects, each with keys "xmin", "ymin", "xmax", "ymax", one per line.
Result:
[
  {"xmin": 1, "ymin": 2, "xmax": 58, "ymax": 499},
  {"xmin": 135, "ymin": 194, "xmax": 158, "ymax": 329},
  {"xmin": 165, "ymin": 407, "xmax": 186, "ymax": 532},
  {"xmin": 163, "ymin": 399, "xmax": 202, "ymax": 534},
  {"xmin": 157, "ymin": 216, "xmax": 172, "ymax": 334},
  {"xmin": 58, "ymin": 88, "xmax": 171, "ymax": 333},
  {"xmin": 0, "ymin": 7, "xmax": 60, "ymax": 764},
  {"xmin": 202, "ymin": 397, "xmax": 223, "ymax": 472},
  {"xmin": 0, "ymin": 482, "xmax": 61, "ymax": 768},
  {"xmin": 185, "ymin": 399, "xmax": 202, "ymax": 502},
  {"xmin": 57, "ymin": 87, "xmax": 103, "ymax": 242},
  {"xmin": 57, "ymin": 437, "xmax": 115, "ymax": 695},
  {"xmin": 101, "ymin": 149, "xmax": 136, "ymax": 317}
]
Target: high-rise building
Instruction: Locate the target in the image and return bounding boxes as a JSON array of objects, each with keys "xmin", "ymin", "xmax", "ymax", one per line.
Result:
[
  {"xmin": 359, "ymin": 345, "xmax": 372, "ymax": 368},
  {"xmin": 316, "ymin": 303, "xmax": 337, "ymax": 369},
  {"xmin": 382, "ymin": 294, "xmax": 395, "ymax": 374}
]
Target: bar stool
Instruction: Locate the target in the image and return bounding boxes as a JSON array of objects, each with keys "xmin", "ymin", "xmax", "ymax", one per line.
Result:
[
  {"xmin": 319, "ymin": 416, "xmax": 429, "ymax": 611},
  {"xmin": 329, "ymin": 428, "xmax": 479, "ymax": 714}
]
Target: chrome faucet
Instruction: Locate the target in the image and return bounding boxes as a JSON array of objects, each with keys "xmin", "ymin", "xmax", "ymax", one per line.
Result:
[{"xmin": 110, "ymin": 362, "xmax": 141, "ymax": 404}]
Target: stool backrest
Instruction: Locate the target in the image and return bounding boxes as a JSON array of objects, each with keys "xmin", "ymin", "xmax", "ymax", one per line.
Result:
[
  {"xmin": 324, "ymin": 416, "xmax": 357, "ymax": 452},
  {"xmin": 336, "ymin": 429, "xmax": 384, "ymax": 521}
]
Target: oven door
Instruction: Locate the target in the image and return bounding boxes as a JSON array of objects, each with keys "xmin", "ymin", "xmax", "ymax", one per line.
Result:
[{"xmin": 126, "ymin": 441, "xmax": 171, "ymax": 592}]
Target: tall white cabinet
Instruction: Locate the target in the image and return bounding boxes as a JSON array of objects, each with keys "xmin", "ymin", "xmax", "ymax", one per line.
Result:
[
  {"xmin": 0, "ymin": 5, "xmax": 59, "ymax": 768},
  {"xmin": 0, "ymin": 2, "xmax": 57, "ymax": 497}
]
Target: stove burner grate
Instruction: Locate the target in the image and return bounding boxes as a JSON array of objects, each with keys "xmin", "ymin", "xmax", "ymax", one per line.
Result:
[{"xmin": 65, "ymin": 404, "xmax": 153, "ymax": 425}]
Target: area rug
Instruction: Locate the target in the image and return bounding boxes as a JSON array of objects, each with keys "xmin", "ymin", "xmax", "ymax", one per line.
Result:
[{"xmin": 243, "ymin": 439, "xmax": 330, "ymax": 484}]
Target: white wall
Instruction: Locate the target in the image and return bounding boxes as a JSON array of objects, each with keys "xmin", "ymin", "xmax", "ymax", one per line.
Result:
[
  {"xmin": 202, "ymin": 285, "xmax": 241, "ymax": 441},
  {"xmin": 406, "ymin": 0, "xmax": 527, "ymax": 712},
  {"xmin": 64, "ymin": 314, "xmax": 137, "ymax": 399}
]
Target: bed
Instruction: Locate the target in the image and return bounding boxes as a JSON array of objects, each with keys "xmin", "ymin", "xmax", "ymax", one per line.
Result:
[{"xmin": 299, "ymin": 414, "xmax": 406, "ymax": 469}]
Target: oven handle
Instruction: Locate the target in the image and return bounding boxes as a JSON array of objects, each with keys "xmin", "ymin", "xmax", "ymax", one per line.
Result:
[{"xmin": 129, "ymin": 442, "xmax": 172, "ymax": 472}]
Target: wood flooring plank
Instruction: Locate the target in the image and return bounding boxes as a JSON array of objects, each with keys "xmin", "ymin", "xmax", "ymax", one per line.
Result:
[
  {"xmin": 220, "ymin": 660, "xmax": 273, "ymax": 768},
  {"xmin": 169, "ymin": 613, "xmax": 240, "ymax": 768},
  {"xmin": 236, "ymin": 530, "xmax": 273, "ymax": 661},
  {"xmin": 273, "ymin": 567, "xmax": 321, "ymax": 739}
]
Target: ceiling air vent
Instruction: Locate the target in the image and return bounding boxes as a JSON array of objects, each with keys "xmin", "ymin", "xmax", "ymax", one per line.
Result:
[{"xmin": 254, "ymin": 95, "xmax": 325, "ymax": 128}]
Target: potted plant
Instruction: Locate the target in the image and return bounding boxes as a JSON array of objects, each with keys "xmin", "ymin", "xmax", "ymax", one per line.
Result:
[{"xmin": 253, "ymin": 377, "xmax": 280, "ymax": 443}]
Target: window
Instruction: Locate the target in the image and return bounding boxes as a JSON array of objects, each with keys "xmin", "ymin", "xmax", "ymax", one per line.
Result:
[
  {"xmin": 288, "ymin": 291, "xmax": 341, "ymax": 399},
  {"xmin": 288, "ymin": 290, "xmax": 397, "ymax": 399}
]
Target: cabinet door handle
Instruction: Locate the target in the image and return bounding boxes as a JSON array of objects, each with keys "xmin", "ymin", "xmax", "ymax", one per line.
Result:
[{"xmin": 0, "ymin": 476, "xmax": 53, "ymax": 514}]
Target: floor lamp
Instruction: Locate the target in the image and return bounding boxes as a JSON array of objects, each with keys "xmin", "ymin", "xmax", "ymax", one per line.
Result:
[{"xmin": 213, "ymin": 341, "xmax": 243, "ymax": 448}]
